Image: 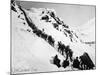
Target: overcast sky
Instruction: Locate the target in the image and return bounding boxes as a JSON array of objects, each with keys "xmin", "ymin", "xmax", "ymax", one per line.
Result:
[{"xmin": 17, "ymin": 1, "xmax": 95, "ymax": 27}]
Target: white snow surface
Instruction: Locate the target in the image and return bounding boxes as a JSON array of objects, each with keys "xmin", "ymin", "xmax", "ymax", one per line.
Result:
[{"xmin": 11, "ymin": 1, "xmax": 95, "ymax": 74}]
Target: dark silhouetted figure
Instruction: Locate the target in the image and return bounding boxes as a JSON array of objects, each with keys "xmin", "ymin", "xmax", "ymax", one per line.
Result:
[
  {"xmin": 79, "ymin": 52, "xmax": 95, "ymax": 70},
  {"xmin": 58, "ymin": 42, "xmax": 67, "ymax": 55},
  {"xmin": 41, "ymin": 33, "xmax": 48, "ymax": 40},
  {"xmin": 72, "ymin": 57, "xmax": 80, "ymax": 69},
  {"xmin": 35, "ymin": 30, "xmax": 42, "ymax": 37},
  {"xmin": 62, "ymin": 59, "xmax": 69, "ymax": 68},
  {"xmin": 65, "ymin": 46, "xmax": 69, "ymax": 59},
  {"xmin": 53, "ymin": 55, "xmax": 61, "ymax": 68},
  {"xmin": 48, "ymin": 36, "xmax": 55, "ymax": 46},
  {"xmin": 58, "ymin": 41, "xmax": 63, "ymax": 54},
  {"xmin": 58, "ymin": 42, "xmax": 63, "ymax": 53},
  {"xmin": 60, "ymin": 44, "xmax": 65, "ymax": 55},
  {"xmin": 69, "ymin": 49, "xmax": 73, "ymax": 61},
  {"xmin": 65, "ymin": 46, "xmax": 73, "ymax": 61}
]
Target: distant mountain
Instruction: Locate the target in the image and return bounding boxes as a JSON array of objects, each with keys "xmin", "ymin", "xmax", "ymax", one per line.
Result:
[
  {"xmin": 11, "ymin": 0, "xmax": 95, "ymax": 74},
  {"xmin": 75, "ymin": 18, "xmax": 95, "ymax": 42},
  {"xmin": 71, "ymin": 18, "xmax": 95, "ymax": 49}
]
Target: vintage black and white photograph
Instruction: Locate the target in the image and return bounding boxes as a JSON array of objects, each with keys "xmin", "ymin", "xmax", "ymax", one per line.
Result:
[{"xmin": 11, "ymin": 0, "xmax": 96, "ymax": 74}]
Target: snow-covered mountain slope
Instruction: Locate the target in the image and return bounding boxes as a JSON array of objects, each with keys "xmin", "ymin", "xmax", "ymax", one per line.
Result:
[
  {"xmin": 71, "ymin": 18, "xmax": 95, "ymax": 49},
  {"xmin": 11, "ymin": 1, "xmax": 66, "ymax": 74},
  {"xmin": 11, "ymin": 0, "xmax": 95, "ymax": 74},
  {"xmin": 75, "ymin": 18, "xmax": 95, "ymax": 42}
]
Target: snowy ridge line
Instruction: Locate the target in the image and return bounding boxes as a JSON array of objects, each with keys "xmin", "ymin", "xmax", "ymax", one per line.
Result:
[
  {"xmin": 50, "ymin": 14, "xmax": 79, "ymax": 43},
  {"xmin": 11, "ymin": 0, "xmax": 95, "ymax": 70},
  {"xmin": 19, "ymin": 6, "xmax": 72, "ymax": 60},
  {"xmin": 38, "ymin": 8, "xmax": 80, "ymax": 43}
]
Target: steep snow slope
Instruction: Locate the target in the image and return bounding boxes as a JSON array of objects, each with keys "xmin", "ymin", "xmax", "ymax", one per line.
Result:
[
  {"xmin": 11, "ymin": 1, "xmax": 66, "ymax": 74},
  {"xmin": 11, "ymin": 0, "xmax": 95, "ymax": 74},
  {"xmin": 21, "ymin": 5, "xmax": 95, "ymax": 62}
]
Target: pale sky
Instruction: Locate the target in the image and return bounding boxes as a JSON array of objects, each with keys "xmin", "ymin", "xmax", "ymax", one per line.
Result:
[{"xmin": 17, "ymin": 1, "xmax": 95, "ymax": 27}]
